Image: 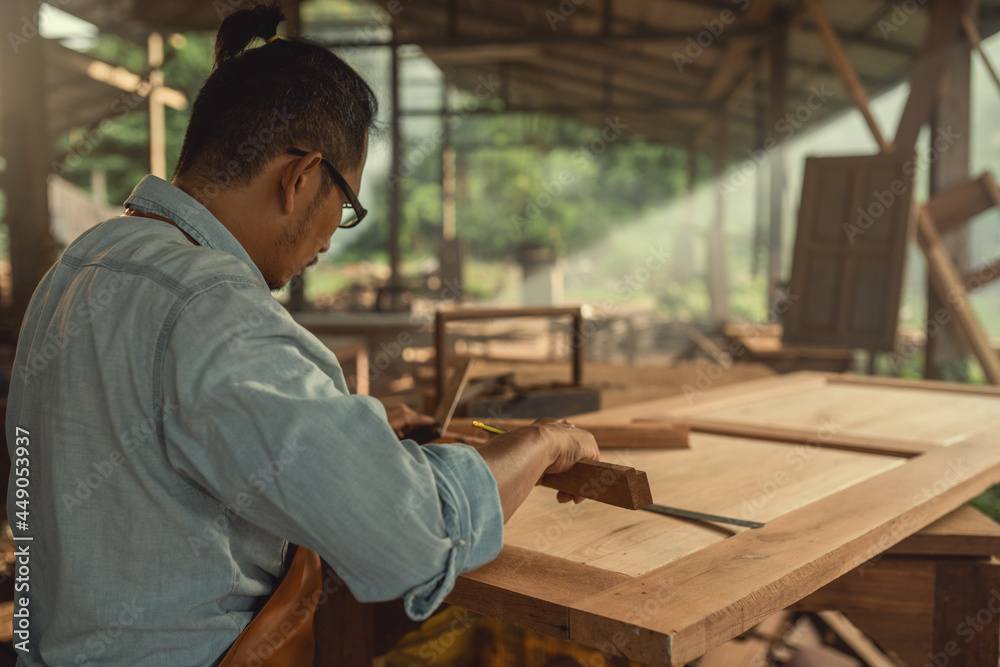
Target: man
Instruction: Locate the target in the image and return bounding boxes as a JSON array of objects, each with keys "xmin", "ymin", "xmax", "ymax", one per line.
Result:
[{"xmin": 5, "ymin": 4, "xmax": 598, "ymax": 665}]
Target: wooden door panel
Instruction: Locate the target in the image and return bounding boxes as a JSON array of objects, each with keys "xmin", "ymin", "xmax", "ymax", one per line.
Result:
[
  {"xmin": 504, "ymin": 437, "xmax": 904, "ymax": 577},
  {"xmin": 449, "ymin": 373, "xmax": 1000, "ymax": 665},
  {"xmin": 694, "ymin": 383, "xmax": 1000, "ymax": 448},
  {"xmin": 783, "ymin": 155, "xmax": 916, "ymax": 350}
]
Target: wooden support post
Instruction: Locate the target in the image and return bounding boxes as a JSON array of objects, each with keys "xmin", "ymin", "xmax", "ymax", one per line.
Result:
[
  {"xmin": 962, "ymin": 14, "xmax": 1000, "ymax": 97},
  {"xmin": 893, "ymin": 0, "xmax": 966, "ymax": 153},
  {"xmin": 441, "ymin": 86, "xmax": 456, "ymax": 244},
  {"xmin": 707, "ymin": 114, "xmax": 730, "ymax": 324},
  {"xmin": 0, "ymin": 0, "xmax": 57, "ymax": 323},
  {"xmin": 752, "ymin": 59, "xmax": 768, "ymax": 279},
  {"xmin": 926, "ymin": 0, "xmax": 974, "ymax": 381},
  {"xmin": 434, "ymin": 311, "xmax": 447, "ymax": 403},
  {"xmin": 281, "ymin": 0, "xmax": 301, "ymax": 36},
  {"xmin": 438, "ymin": 84, "xmax": 463, "ymax": 301},
  {"xmin": 147, "ymin": 33, "xmax": 166, "ymax": 180},
  {"xmin": 768, "ymin": 15, "xmax": 789, "ymax": 314},
  {"xmin": 797, "ymin": 556, "xmax": 1000, "ymax": 667},
  {"xmin": 387, "ymin": 43, "xmax": 403, "ymax": 311},
  {"xmin": 803, "ymin": 0, "xmax": 893, "ymax": 152},
  {"xmin": 283, "ymin": 0, "xmax": 308, "ymax": 313},
  {"xmin": 673, "ymin": 149, "xmax": 697, "ymax": 283},
  {"xmin": 918, "ymin": 207, "xmax": 1000, "ymax": 384},
  {"xmin": 932, "ymin": 559, "xmax": 1000, "ymax": 666},
  {"xmin": 571, "ymin": 309, "xmax": 584, "ymax": 387}
]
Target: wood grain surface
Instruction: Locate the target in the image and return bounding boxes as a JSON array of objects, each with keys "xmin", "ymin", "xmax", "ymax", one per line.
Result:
[{"xmin": 450, "ymin": 372, "xmax": 1000, "ymax": 665}]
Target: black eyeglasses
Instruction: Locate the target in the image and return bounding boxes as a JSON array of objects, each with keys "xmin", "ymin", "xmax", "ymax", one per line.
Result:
[{"xmin": 287, "ymin": 147, "xmax": 367, "ymax": 228}]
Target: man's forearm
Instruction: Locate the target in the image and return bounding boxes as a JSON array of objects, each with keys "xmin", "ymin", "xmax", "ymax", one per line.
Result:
[
  {"xmin": 477, "ymin": 430, "xmax": 556, "ymax": 523},
  {"xmin": 475, "ymin": 421, "xmax": 599, "ymax": 523}
]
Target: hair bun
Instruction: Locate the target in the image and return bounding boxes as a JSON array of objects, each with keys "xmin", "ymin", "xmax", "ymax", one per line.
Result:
[{"xmin": 215, "ymin": 2, "xmax": 284, "ymax": 65}]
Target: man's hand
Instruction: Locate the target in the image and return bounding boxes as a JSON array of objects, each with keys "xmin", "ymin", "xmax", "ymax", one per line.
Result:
[
  {"xmin": 385, "ymin": 404, "xmax": 435, "ymax": 439},
  {"xmin": 521, "ymin": 418, "xmax": 600, "ymax": 504},
  {"xmin": 479, "ymin": 418, "xmax": 600, "ymax": 521}
]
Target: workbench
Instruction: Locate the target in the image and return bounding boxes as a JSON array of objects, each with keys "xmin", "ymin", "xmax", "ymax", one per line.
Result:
[{"xmin": 445, "ymin": 372, "xmax": 1000, "ymax": 665}]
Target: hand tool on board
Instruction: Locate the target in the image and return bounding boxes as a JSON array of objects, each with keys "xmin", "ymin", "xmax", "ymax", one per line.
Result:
[
  {"xmin": 642, "ymin": 504, "xmax": 765, "ymax": 529},
  {"xmin": 405, "ymin": 359, "xmax": 475, "ymax": 444},
  {"xmin": 471, "ymin": 421, "xmax": 766, "ymax": 528}
]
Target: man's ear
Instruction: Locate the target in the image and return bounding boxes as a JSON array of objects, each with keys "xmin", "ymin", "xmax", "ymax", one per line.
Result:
[{"xmin": 279, "ymin": 151, "xmax": 324, "ymax": 215}]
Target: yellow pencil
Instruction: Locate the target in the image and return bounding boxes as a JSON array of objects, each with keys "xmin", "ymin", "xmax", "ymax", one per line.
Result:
[{"xmin": 471, "ymin": 420, "xmax": 507, "ymax": 435}]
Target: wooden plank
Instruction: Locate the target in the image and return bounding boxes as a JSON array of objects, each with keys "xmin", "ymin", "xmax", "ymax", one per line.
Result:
[
  {"xmin": 963, "ymin": 14, "xmax": 1000, "ymax": 99},
  {"xmin": 434, "ymin": 357, "xmax": 474, "ymax": 429},
  {"xmin": 889, "ymin": 503, "xmax": 1000, "ymax": 556},
  {"xmin": 447, "ymin": 546, "xmax": 631, "ymax": 639},
  {"xmin": 802, "ymin": 0, "xmax": 892, "ymax": 152},
  {"xmin": 503, "ymin": 438, "xmax": 904, "ymax": 579},
  {"xmin": 817, "ymin": 612, "xmax": 898, "ymax": 667},
  {"xmin": 575, "ymin": 371, "xmax": 828, "ymax": 421},
  {"xmin": 752, "ymin": 611, "xmax": 791, "ymax": 642},
  {"xmin": 924, "ymin": 175, "xmax": 993, "ymax": 235},
  {"xmin": 926, "ymin": 14, "xmax": 973, "ymax": 381},
  {"xmin": 893, "ymin": 0, "xmax": 965, "ymax": 152},
  {"xmin": 0, "ymin": 601, "xmax": 11, "ymax": 643},
  {"xmin": 699, "ymin": 0, "xmax": 779, "ymax": 103},
  {"xmin": 963, "ymin": 256, "xmax": 1000, "ymax": 292},
  {"xmin": 697, "ymin": 636, "xmax": 770, "ymax": 667},
  {"xmin": 682, "ymin": 418, "xmax": 930, "ymax": 457},
  {"xmin": 918, "ymin": 206, "xmax": 1000, "ymax": 383},
  {"xmin": 541, "ymin": 460, "xmax": 653, "ymax": 510},
  {"xmin": 842, "ymin": 611, "xmax": 932, "ymax": 667},
  {"xmin": 564, "ymin": 435, "xmax": 1000, "ymax": 665},
  {"xmin": 450, "ymin": 418, "xmax": 690, "ymax": 449},
  {"xmin": 685, "ymin": 325, "xmax": 730, "ymax": 366},
  {"xmin": 438, "ymin": 306, "xmax": 583, "ymax": 321},
  {"xmin": 828, "ymin": 371, "xmax": 1000, "ymax": 396},
  {"xmin": 688, "ymin": 380, "xmax": 1000, "ymax": 449}
]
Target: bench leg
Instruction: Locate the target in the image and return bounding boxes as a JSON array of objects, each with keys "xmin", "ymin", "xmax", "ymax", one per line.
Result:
[
  {"xmin": 794, "ymin": 556, "xmax": 1000, "ymax": 666},
  {"xmin": 931, "ymin": 559, "xmax": 1000, "ymax": 666}
]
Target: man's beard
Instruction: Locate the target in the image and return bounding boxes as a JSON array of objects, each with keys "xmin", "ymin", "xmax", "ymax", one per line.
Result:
[{"xmin": 266, "ymin": 193, "xmax": 325, "ymax": 292}]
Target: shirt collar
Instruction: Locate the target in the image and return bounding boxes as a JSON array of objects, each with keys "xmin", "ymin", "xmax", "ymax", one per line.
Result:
[{"xmin": 123, "ymin": 175, "xmax": 267, "ymax": 288}]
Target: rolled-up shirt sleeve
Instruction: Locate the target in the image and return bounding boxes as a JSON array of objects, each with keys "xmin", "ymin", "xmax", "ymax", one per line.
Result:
[{"xmin": 159, "ymin": 281, "xmax": 503, "ymax": 619}]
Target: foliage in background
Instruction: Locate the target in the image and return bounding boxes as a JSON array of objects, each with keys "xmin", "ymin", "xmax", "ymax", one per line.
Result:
[
  {"xmin": 54, "ymin": 32, "xmax": 214, "ymax": 205},
  {"xmin": 343, "ymin": 101, "xmax": 690, "ymax": 263}
]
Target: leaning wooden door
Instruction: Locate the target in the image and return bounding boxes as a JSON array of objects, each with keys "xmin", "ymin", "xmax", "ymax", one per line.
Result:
[{"xmin": 782, "ymin": 155, "xmax": 916, "ymax": 351}]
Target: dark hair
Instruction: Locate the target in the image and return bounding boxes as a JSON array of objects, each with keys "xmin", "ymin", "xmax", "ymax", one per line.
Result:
[{"xmin": 174, "ymin": 3, "xmax": 378, "ymax": 199}]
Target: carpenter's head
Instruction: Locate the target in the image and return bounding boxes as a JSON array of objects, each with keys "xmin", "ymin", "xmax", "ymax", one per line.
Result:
[{"xmin": 173, "ymin": 2, "xmax": 378, "ymax": 290}]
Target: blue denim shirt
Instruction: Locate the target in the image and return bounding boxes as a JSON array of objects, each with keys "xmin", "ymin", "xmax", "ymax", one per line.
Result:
[{"xmin": 5, "ymin": 175, "xmax": 503, "ymax": 666}]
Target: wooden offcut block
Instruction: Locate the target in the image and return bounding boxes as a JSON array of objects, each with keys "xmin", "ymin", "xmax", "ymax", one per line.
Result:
[{"xmin": 541, "ymin": 460, "xmax": 653, "ymax": 510}]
